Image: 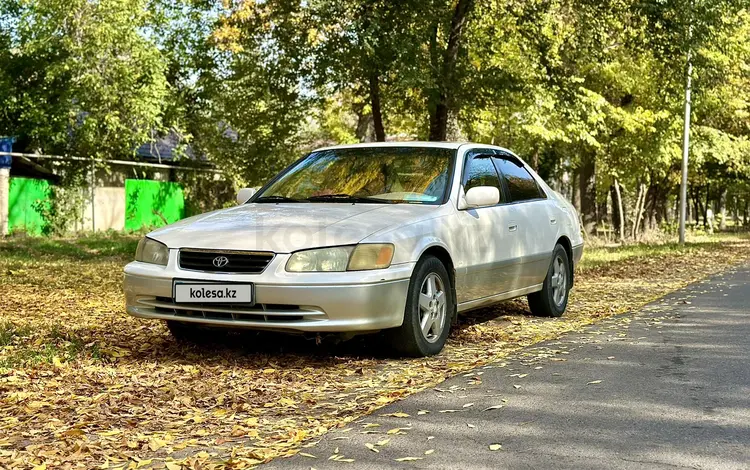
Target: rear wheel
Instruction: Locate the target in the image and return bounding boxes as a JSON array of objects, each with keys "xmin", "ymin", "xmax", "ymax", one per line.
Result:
[
  {"xmin": 527, "ymin": 244, "xmax": 571, "ymax": 317},
  {"xmin": 386, "ymin": 256, "xmax": 454, "ymax": 357}
]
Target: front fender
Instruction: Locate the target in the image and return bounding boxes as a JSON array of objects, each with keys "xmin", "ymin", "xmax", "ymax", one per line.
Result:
[{"xmin": 360, "ymin": 211, "xmax": 457, "ymax": 265}]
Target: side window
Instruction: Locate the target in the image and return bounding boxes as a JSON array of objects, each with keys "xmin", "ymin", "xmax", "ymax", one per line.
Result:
[
  {"xmin": 462, "ymin": 152, "xmax": 503, "ymax": 201},
  {"xmin": 493, "ymin": 156, "xmax": 545, "ymax": 202}
]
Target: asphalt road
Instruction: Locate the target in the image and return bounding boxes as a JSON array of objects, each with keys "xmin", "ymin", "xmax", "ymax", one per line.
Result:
[{"xmin": 266, "ymin": 263, "xmax": 750, "ymax": 470}]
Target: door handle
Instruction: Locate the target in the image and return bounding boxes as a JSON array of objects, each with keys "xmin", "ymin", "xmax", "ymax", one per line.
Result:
[
  {"xmin": 550, "ymin": 218, "xmax": 557, "ymax": 225},
  {"xmin": 508, "ymin": 224, "xmax": 518, "ymax": 232}
]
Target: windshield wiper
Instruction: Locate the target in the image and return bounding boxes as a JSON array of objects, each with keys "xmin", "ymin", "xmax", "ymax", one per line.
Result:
[
  {"xmin": 254, "ymin": 195, "xmax": 306, "ymax": 203},
  {"xmin": 306, "ymin": 194, "xmax": 394, "ymax": 204}
]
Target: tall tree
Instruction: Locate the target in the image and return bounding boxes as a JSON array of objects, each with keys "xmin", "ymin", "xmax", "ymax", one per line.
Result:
[
  {"xmin": 426, "ymin": 0, "xmax": 474, "ymax": 141},
  {"xmin": 311, "ymin": 0, "xmax": 428, "ymax": 142},
  {"xmin": 208, "ymin": 0, "xmax": 314, "ymax": 184},
  {"xmin": 1, "ymin": 0, "xmax": 169, "ymax": 160}
]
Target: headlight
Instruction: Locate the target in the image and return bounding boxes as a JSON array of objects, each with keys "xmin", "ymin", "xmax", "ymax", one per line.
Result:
[
  {"xmin": 135, "ymin": 237, "xmax": 169, "ymax": 266},
  {"xmin": 286, "ymin": 244, "xmax": 394, "ymax": 272},
  {"xmin": 348, "ymin": 244, "xmax": 394, "ymax": 271}
]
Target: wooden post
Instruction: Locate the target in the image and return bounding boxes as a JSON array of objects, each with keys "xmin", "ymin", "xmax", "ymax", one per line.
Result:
[
  {"xmin": 0, "ymin": 167, "xmax": 9, "ymax": 236},
  {"xmin": 0, "ymin": 141, "xmax": 11, "ymax": 236},
  {"xmin": 90, "ymin": 160, "xmax": 96, "ymax": 232}
]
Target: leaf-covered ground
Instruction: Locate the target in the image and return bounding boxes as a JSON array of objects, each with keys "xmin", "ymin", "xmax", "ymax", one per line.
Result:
[{"xmin": 1, "ymin": 233, "xmax": 748, "ymax": 469}]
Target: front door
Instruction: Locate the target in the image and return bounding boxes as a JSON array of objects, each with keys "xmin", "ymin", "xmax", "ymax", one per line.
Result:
[{"xmin": 453, "ymin": 150, "xmax": 521, "ymax": 303}]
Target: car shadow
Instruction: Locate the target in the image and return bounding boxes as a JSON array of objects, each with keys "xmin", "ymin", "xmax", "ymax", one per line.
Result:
[{"xmin": 114, "ymin": 298, "xmax": 535, "ymax": 366}]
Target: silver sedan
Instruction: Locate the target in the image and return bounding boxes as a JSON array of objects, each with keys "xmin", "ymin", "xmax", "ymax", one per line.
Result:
[{"xmin": 124, "ymin": 142, "xmax": 583, "ymax": 356}]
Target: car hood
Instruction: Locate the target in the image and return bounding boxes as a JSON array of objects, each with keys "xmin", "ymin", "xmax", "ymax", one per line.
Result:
[{"xmin": 147, "ymin": 203, "xmax": 439, "ymax": 253}]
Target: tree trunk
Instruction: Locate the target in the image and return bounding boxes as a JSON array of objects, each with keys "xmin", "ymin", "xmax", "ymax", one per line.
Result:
[
  {"xmin": 643, "ymin": 184, "xmax": 656, "ymax": 233},
  {"xmin": 632, "ymin": 184, "xmax": 643, "ymax": 239},
  {"xmin": 687, "ymin": 190, "xmax": 692, "ymax": 225},
  {"xmin": 609, "ymin": 184, "xmax": 619, "ymax": 236},
  {"xmin": 579, "ymin": 154, "xmax": 596, "ymax": 235},
  {"xmin": 429, "ymin": 102, "xmax": 449, "ymax": 142},
  {"xmin": 656, "ymin": 187, "xmax": 669, "ymax": 225},
  {"xmin": 428, "ymin": 0, "xmax": 474, "ymax": 141},
  {"xmin": 612, "ymin": 179, "xmax": 625, "ymax": 242},
  {"xmin": 641, "ymin": 176, "xmax": 669, "ymax": 231},
  {"xmin": 703, "ymin": 183, "xmax": 710, "ymax": 228},
  {"xmin": 572, "ymin": 172, "xmax": 580, "ymax": 213},
  {"xmin": 597, "ymin": 191, "xmax": 608, "ymax": 228},
  {"xmin": 353, "ymin": 102, "xmax": 373, "ymax": 142},
  {"xmin": 719, "ymin": 188, "xmax": 727, "ymax": 230},
  {"xmin": 369, "ymin": 73, "xmax": 386, "ymax": 142},
  {"xmin": 530, "ymin": 146, "xmax": 540, "ymax": 171},
  {"xmin": 744, "ymin": 197, "xmax": 749, "ymax": 226},
  {"xmin": 692, "ymin": 187, "xmax": 705, "ymax": 228}
]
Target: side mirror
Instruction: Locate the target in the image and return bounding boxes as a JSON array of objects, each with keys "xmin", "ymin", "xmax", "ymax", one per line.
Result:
[
  {"xmin": 463, "ymin": 186, "xmax": 500, "ymax": 208},
  {"xmin": 237, "ymin": 187, "xmax": 257, "ymax": 204}
]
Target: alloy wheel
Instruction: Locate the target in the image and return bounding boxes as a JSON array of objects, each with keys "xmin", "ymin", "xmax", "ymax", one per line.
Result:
[
  {"xmin": 418, "ymin": 273, "xmax": 447, "ymax": 343},
  {"xmin": 550, "ymin": 255, "xmax": 567, "ymax": 306}
]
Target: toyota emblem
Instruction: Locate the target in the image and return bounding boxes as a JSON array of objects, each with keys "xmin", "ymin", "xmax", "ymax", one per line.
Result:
[{"xmin": 212, "ymin": 256, "xmax": 229, "ymax": 268}]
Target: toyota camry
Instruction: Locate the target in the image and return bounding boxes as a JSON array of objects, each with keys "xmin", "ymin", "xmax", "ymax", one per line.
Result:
[{"xmin": 124, "ymin": 142, "xmax": 583, "ymax": 356}]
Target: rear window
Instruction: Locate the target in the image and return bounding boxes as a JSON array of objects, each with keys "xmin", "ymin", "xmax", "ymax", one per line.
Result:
[{"xmin": 494, "ymin": 158, "xmax": 545, "ymax": 202}]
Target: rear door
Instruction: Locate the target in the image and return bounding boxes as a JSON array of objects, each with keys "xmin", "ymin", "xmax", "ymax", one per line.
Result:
[{"xmin": 492, "ymin": 152, "xmax": 556, "ymax": 287}]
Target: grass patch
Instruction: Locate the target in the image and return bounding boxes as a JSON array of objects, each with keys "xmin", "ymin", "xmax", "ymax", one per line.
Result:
[
  {"xmin": 0, "ymin": 321, "xmax": 102, "ymax": 368},
  {"xmin": 580, "ymin": 232, "xmax": 749, "ymax": 270},
  {"xmin": 0, "ymin": 343, "xmax": 62, "ymax": 369},
  {"xmin": 0, "ymin": 321, "xmax": 33, "ymax": 346},
  {"xmin": 0, "ymin": 231, "xmax": 139, "ymax": 261}
]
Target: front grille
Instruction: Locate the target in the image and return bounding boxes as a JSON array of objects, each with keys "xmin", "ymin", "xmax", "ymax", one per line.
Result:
[
  {"xmin": 179, "ymin": 249, "xmax": 274, "ymax": 273},
  {"xmin": 139, "ymin": 296, "xmax": 318, "ymax": 323}
]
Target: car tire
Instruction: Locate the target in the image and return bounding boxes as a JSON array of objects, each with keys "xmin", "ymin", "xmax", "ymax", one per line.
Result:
[
  {"xmin": 166, "ymin": 320, "xmax": 207, "ymax": 342},
  {"xmin": 527, "ymin": 244, "xmax": 571, "ymax": 318},
  {"xmin": 387, "ymin": 255, "xmax": 455, "ymax": 357}
]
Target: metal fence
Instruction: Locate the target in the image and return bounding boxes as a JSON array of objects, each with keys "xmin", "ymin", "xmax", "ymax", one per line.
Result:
[{"xmin": 0, "ymin": 151, "xmax": 225, "ymax": 235}]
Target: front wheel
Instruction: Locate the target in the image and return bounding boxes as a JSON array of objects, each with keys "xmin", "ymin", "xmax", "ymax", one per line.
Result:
[
  {"xmin": 527, "ymin": 244, "xmax": 571, "ymax": 317},
  {"xmin": 386, "ymin": 256, "xmax": 454, "ymax": 357}
]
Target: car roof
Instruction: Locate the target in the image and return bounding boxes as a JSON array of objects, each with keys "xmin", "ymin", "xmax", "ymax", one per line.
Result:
[
  {"xmin": 315, "ymin": 141, "xmax": 467, "ymax": 151},
  {"xmin": 313, "ymin": 141, "xmax": 520, "ymax": 154}
]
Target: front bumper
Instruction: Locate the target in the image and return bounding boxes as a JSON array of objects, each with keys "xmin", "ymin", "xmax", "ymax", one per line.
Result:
[{"xmin": 124, "ymin": 251, "xmax": 413, "ymax": 333}]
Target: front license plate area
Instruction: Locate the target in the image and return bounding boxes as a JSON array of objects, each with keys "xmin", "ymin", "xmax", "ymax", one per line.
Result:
[{"xmin": 173, "ymin": 281, "xmax": 254, "ymax": 304}]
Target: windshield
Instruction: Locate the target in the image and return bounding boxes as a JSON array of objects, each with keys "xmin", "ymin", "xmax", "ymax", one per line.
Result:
[{"xmin": 255, "ymin": 146, "xmax": 454, "ymax": 204}]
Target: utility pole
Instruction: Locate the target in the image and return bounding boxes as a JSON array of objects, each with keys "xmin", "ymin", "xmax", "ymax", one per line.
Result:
[{"xmin": 679, "ymin": 47, "xmax": 693, "ymax": 245}]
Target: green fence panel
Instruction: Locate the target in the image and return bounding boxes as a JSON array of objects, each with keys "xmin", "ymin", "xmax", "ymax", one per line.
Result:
[
  {"xmin": 125, "ymin": 179, "xmax": 185, "ymax": 231},
  {"xmin": 8, "ymin": 177, "xmax": 50, "ymax": 235}
]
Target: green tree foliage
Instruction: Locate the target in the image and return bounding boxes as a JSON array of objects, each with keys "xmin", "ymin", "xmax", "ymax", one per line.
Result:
[
  {"xmin": 3, "ymin": 0, "xmax": 750, "ymax": 236},
  {"xmin": 200, "ymin": 0, "xmax": 314, "ymax": 184},
  {"xmin": 310, "ymin": 0, "xmax": 427, "ymax": 141},
  {"xmin": 0, "ymin": 0, "xmax": 169, "ymax": 160}
]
